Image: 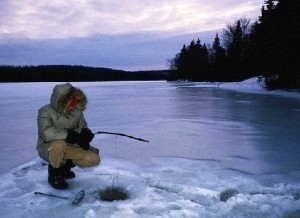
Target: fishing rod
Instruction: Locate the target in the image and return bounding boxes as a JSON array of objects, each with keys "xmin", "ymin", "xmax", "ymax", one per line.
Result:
[
  {"xmin": 94, "ymin": 131, "xmax": 149, "ymax": 143},
  {"xmin": 35, "ymin": 190, "xmax": 85, "ymax": 205}
]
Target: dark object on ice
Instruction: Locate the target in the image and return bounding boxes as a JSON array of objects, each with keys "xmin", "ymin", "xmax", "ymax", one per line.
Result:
[
  {"xmin": 94, "ymin": 131, "xmax": 149, "ymax": 143},
  {"xmin": 99, "ymin": 187, "xmax": 129, "ymax": 202},
  {"xmin": 71, "ymin": 190, "xmax": 85, "ymax": 205},
  {"xmin": 34, "ymin": 189, "xmax": 85, "ymax": 205},
  {"xmin": 220, "ymin": 188, "xmax": 239, "ymax": 202}
]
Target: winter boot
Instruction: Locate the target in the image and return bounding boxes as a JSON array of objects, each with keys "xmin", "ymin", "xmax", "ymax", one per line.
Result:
[
  {"xmin": 61, "ymin": 160, "xmax": 76, "ymax": 179},
  {"xmin": 48, "ymin": 164, "xmax": 68, "ymax": 189}
]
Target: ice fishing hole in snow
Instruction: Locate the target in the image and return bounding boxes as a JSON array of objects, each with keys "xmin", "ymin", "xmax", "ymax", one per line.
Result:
[{"xmin": 96, "ymin": 187, "xmax": 129, "ymax": 202}]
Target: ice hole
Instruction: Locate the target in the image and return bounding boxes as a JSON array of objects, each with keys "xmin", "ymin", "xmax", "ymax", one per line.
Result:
[{"xmin": 98, "ymin": 187, "xmax": 129, "ymax": 202}]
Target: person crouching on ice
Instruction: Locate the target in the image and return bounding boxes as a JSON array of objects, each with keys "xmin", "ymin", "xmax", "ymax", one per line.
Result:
[{"xmin": 37, "ymin": 83, "xmax": 100, "ymax": 189}]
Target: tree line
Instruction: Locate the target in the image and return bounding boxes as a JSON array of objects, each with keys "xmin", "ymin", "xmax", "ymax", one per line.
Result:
[
  {"xmin": 169, "ymin": 0, "xmax": 300, "ymax": 90},
  {"xmin": 0, "ymin": 65, "xmax": 170, "ymax": 82}
]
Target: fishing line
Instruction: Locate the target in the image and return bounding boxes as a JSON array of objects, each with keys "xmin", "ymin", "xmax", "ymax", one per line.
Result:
[
  {"xmin": 112, "ymin": 135, "xmax": 120, "ymax": 188},
  {"xmin": 98, "ymin": 133, "xmax": 130, "ymax": 202}
]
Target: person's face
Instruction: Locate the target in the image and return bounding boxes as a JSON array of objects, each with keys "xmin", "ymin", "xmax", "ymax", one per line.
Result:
[{"xmin": 67, "ymin": 97, "xmax": 77, "ymax": 112}]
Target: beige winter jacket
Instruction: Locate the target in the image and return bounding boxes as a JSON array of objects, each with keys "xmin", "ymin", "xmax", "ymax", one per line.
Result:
[{"xmin": 36, "ymin": 83, "xmax": 89, "ymax": 161}]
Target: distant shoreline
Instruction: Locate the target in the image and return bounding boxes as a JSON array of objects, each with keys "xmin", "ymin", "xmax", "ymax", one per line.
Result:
[{"xmin": 0, "ymin": 65, "xmax": 171, "ymax": 82}]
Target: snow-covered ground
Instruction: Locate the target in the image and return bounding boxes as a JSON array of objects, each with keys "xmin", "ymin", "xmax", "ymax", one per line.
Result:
[{"xmin": 0, "ymin": 79, "xmax": 300, "ymax": 218}]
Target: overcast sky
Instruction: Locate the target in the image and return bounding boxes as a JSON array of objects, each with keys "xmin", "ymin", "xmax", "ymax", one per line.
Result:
[{"xmin": 0, "ymin": 0, "xmax": 263, "ymax": 70}]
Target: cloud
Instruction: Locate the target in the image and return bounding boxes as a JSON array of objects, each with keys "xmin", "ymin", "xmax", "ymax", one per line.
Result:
[
  {"xmin": 0, "ymin": 0, "xmax": 262, "ymax": 39},
  {"xmin": 0, "ymin": 31, "xmax": 216, "ymax": 70},
  {"xmin": 0, "ymin": 1, "xmax": 263, "ymax": 70}
]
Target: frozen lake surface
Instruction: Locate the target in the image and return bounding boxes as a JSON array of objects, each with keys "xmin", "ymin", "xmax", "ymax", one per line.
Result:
[{"xmin": 0, "ymin": 80, "xmax": 300, "ymax": 217}]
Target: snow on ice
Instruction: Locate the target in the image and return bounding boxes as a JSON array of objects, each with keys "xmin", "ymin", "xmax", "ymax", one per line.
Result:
[{"xmin": 0, "ymin": 79, "xmax": 300, "ymax": 218}]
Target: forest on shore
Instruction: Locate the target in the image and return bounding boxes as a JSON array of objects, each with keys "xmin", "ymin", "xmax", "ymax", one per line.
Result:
[
  {"xmin": 168, "ymin": 0, "xmax": 300, "ymax": 90},
  {"xmin": 0, "ymin": 65, "xmax": 170, "ymax": 82}
]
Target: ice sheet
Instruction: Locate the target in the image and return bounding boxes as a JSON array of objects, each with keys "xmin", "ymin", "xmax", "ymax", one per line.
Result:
[{"xmin": 0, "ymin": 79, "xmax": 300, "ymax": 217}]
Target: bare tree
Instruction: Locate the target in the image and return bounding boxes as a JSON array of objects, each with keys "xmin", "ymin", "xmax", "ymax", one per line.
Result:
[{"xmin": 222, "ymin": 18, "xmax": 251, "ymax": 49}]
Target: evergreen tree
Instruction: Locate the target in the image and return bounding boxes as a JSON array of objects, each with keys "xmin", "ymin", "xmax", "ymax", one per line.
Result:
[
  {"xmin": 198, "ymin": 43, "xmax": 210, "ymax": 81},
  {"xmin": 222, "ymin": 18, "xmax": 251, "ymax": 81},
  {"xmin": 211, "ymin": 33, "xmax": 227, "ymax": 81},
  {"xmin": 250, "ymin": 0, "xmax": 300, "ymax": 89},
  {"xmin": 168, "ymin": 39, "xmax": 211, "ymax": 81},
  {"xmin": 178, "ymin": 44, "xmax": 188, "ymax": 79},
  {"xmin": 186, "ymin": 39, "xmax": 198, "ymax": 80},
  {"xmin": 275, "ymin": 0, "xmax": 300, "ymax": 88}
]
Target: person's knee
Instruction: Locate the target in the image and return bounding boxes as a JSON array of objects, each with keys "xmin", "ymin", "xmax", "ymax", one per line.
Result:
[
  {"xmin": 48, "ymin": 140, "xmax": 67, "ymax": 155},
  {"xmin": 87, "ymin": 152, "xmax": 101, "ymax": 167},
  {"xmin": 93, "ymin": 153, "xmax": 101, "ymax": 166},
  {"xmin": 75, "ymin": 152, "xmax": 100, "ymax": 168}
]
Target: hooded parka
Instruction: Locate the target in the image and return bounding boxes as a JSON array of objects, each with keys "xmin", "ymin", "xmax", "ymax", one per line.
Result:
[{"xmin": 36, "ymin": 83, "xmax": 89, "ymax": 161}]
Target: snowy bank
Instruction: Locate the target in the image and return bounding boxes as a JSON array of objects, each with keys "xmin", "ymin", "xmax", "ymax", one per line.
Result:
[{"xmin": 192, "ymin": 77, "xmax": 300, "ymax": 99}]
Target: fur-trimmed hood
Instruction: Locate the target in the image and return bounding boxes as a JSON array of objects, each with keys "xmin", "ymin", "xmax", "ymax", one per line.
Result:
[{"xmin": 50, "ymin": 83, "xmax": 87, "ymax": 113}]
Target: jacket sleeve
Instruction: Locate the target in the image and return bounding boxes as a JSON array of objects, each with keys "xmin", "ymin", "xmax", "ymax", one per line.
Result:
[
  {"xmin": 37, "ymin": 106, "xmax": 68, "ymax": 142},
  {"xmin": 78, "ymin": 111, "xmax": 88, "ymax": 131}
]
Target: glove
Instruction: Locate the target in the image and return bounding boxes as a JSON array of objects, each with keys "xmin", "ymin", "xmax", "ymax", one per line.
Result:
[
  {"xmin": 65, "ymin": 129, "xmax": 80, "ymax": 144},
  {"xmin": 80, "ymin": 128, "xmax": 94, "ymax": 143},
  {"xmin": 78, "ymin": 141, "xmax": 90, "ymax": 151},
  {"xmin": 66, "ymin": 129, "xmax": 90, "ymax": 151},
  {"xmin": 77, "ymin": 128, "xmax": 94, "ymax": 151}
]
